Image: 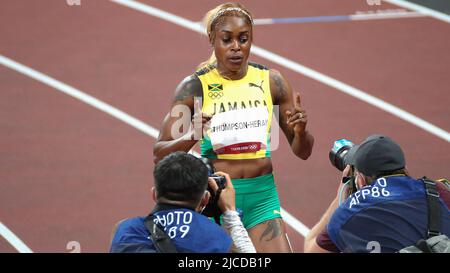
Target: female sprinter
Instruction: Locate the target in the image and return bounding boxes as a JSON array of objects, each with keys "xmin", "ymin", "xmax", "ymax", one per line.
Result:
[{"xmin": 153, "ymin": 2, "xmax": 314, "ymax": 252}]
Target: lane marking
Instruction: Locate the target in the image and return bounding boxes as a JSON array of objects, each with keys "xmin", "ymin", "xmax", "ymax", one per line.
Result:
[
  {"xmin": 385, "ymin": 0, "xmax": 450, "ymax": 24},
  {"xmin": 350, "ymin": 10, "xmax": 423, "ymax": 20},
  {"xmin": 0, "ymin": 55, "xmax": 159, "ymax": 139},
  {"xmin": 253, "ymin": 11, "xmax": 423, "ymax": 25},
  {"xmin": 111, "ymin": 0, "xmax": 203, "ymax": 32},
  {"xmin": 0, "ymin": 55, "xmax": 311, "ymax": 239},
  {"xmin": 0, "ymin": 222, "xmax": 33, "ymax": 253},
  {"xmin": 110, "ymin": 0, "xmax": 450, "ymax": 141},
  {"xmin": 280, "ymin": 209, "xmax": 311, "ymax": 237}
]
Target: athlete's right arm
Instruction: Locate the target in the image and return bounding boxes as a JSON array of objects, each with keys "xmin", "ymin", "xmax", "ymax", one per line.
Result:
[{"xmin": 153, "ymin": 75, "xmax": 208, "ymax": 164}]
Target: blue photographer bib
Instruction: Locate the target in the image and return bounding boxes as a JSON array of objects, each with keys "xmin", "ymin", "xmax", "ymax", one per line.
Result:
[
  {"xmin": 110, "ymin": 207, "xmax": 232, "ymax": 253},
  {"xmin": 327, "ymin": 175, "xmax": 450, "ymax": 253}
]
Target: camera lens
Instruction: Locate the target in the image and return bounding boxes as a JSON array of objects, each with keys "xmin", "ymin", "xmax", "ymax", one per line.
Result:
[
  {"xmin": 329, "ymin": 139, "xmax": 355, "ymax": 171},
  {"xmin": 211, "ymin": 175, "xmax": 227, "ymax": 189}
]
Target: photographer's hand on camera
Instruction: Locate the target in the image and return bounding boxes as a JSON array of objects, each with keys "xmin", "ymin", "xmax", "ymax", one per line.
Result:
[
  {"xmin": 338, "ymin": 165, "xmax": 353, "ymax": 200},
  {"xmin": 207, "ymin": 171, "xmax": 236, "ymax": 213},
  {"xmin": 208, "ymin": 171, "xmax": 256, "ymax": 253}
]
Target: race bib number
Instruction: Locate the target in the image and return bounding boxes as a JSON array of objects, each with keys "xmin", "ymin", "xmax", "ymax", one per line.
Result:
[{"xmin": 209, "ymin": 107, "xmax": 269, "ymax": 154}]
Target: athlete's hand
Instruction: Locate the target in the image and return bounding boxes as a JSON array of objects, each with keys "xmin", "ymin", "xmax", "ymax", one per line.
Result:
[
  {"xmin": 285, "ymin": 92, "xmax": 308, "ymax": 136},
  {"xmin": 192, "ymin": 99, "xmax": 212, "ymax": 140},
  {"xmin": 208, "ymin": 171, "xmax": 236, "ymax": 213}
]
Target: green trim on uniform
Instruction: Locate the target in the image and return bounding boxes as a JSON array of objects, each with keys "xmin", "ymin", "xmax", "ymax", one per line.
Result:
[
  {"xmin": 200, "ymin": 137, "xmax": 217, "ymax": 159},
  {"xmin": 265, "ymin": 134, "xmax": 271, "ymax": 157}
]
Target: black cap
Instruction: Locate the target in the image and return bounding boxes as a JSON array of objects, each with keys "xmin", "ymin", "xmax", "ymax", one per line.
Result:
[{"xmin": 348, "ymin": 134, "xmax": 405, "ymax": 177}]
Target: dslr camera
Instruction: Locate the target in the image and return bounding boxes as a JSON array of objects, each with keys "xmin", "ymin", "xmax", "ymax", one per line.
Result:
[
  {"xmin": 200, "ymin": 158, "xmax": 226, "ymax": 224},
  {"xmin": 329, "ymin": 139, "xmax": 357, "ymax": 195}
]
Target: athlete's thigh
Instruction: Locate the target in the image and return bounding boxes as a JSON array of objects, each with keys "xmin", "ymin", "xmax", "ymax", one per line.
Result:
[{"xmin": 247, "ymin": 218, "xmax": 292, "ymax": 253}]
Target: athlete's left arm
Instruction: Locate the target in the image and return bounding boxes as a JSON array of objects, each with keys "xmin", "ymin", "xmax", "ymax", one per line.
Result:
[{"xmin": 269, "ymin": 69, "xmax": 314, "ymax": 160}]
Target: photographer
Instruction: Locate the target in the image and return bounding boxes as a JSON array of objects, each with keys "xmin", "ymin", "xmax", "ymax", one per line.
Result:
[
  {"xmin": 110, "ymin": 151, "xmax": 255, "ymax": 253},
  {"xmin": 304, "ymin": 134, "xmax": 450, "ymax": 253}
]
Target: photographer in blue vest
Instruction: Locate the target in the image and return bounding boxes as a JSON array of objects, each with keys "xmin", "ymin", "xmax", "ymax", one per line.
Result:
[
  {"xmin": 110, "ymin": 151, "xmax": 255, "ymax": 253},
  {"xmin": 304, "ymin": 134, "xmax": 450, "ymax": 253}
]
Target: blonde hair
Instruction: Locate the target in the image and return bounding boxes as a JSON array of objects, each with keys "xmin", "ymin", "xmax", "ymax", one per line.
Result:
[{"xmin": 197, "ymin": 2, "xmax": 253, "ymax": 69}]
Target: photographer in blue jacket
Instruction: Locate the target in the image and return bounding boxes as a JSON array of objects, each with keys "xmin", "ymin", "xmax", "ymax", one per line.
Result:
[
  {"xmin": 110, "ymin": 151, "xmax": 255, "ymax": 253},
  {"xmin": 304, "ymin": 134, "xmax": 450, "ymax": 253}
]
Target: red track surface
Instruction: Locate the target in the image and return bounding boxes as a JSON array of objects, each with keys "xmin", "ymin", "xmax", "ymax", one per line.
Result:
[{"xmin": 1, "ymin": 0, "xmax": 449, "ymax": 252}]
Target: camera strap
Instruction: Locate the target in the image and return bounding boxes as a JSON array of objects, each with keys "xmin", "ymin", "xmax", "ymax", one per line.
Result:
[
  {"xmin": 144, "ymin": 215, "xmax": 178, "ymax": 253},
  {"xmin": 421, "ymin": 177, "xmax": 441, "ymax": 238}
]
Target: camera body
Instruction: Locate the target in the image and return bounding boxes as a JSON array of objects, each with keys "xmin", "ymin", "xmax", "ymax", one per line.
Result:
[
  {"xmin": 200, "ymin": 157, "xmax": 226, "ymax": 191},
  {"xmin": 200, "ymin": 158, "xmax": 226, "ymax": 223},
  {"xmin": 210, "ymin": 174, "xmax": 227, "ymax": 190}
]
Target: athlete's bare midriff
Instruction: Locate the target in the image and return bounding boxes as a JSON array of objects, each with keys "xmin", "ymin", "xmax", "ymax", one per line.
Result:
[{"xmin": 210, "ymin": 157, "xmax": 273, "ymax": 179}]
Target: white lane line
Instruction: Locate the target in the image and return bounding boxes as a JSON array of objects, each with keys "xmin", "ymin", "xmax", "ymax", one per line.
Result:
[
  {"xmin": 252, "ymin": 11, "xmax": 424, "ymax": 25},
  {"xmin": 253, "ymin": 18, "xmax": 275, "ymax": 25},
  {"xmin": 111, "ymin": 0, "xmax": 203, "ymax": 32},
  {"xmin": 350, "ymin": 10, "xmax": 423, "ymax": 20},
  {"xmin": 280, "ymin": 209, "xmax": 310, "ymax": 237},
  {"xmin": 0, "ymin": 222, "xmax": 33, "ymax": 253},
  {"xmin": 110, "ymin": 1, "xmax": 450, "ymax": 141},
  {"xmin": 0, "ymin": 55, "xmax": 159, "ymax": 139},
  {"xmin": 385, "ymin": 0, "xmax": 450, "ymax": 24},
  {"xmin": 0, "ymin": 55, "xmax": 311, "ymax": 238}
]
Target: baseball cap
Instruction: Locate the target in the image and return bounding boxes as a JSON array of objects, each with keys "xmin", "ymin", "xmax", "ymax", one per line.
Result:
[{"xmin": 347, "ymin": 134, "xmax": 405, "ymax": 177}]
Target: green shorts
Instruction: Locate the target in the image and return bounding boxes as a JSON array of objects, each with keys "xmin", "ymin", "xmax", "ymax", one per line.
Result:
[{"xmin": 232, "ymin": 173, "xmax": 282, "ymax": 229}]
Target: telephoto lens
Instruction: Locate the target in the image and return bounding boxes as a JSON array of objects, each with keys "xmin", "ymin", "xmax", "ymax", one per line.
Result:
[{"xmin": 329, "ymin": 139, "xmax": 355, "ymax": 171}]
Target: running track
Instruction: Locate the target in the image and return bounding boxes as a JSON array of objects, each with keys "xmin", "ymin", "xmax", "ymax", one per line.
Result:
[{"xmin": 1, "ymin": 0, "xmax": 449, "ymax": 252}]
